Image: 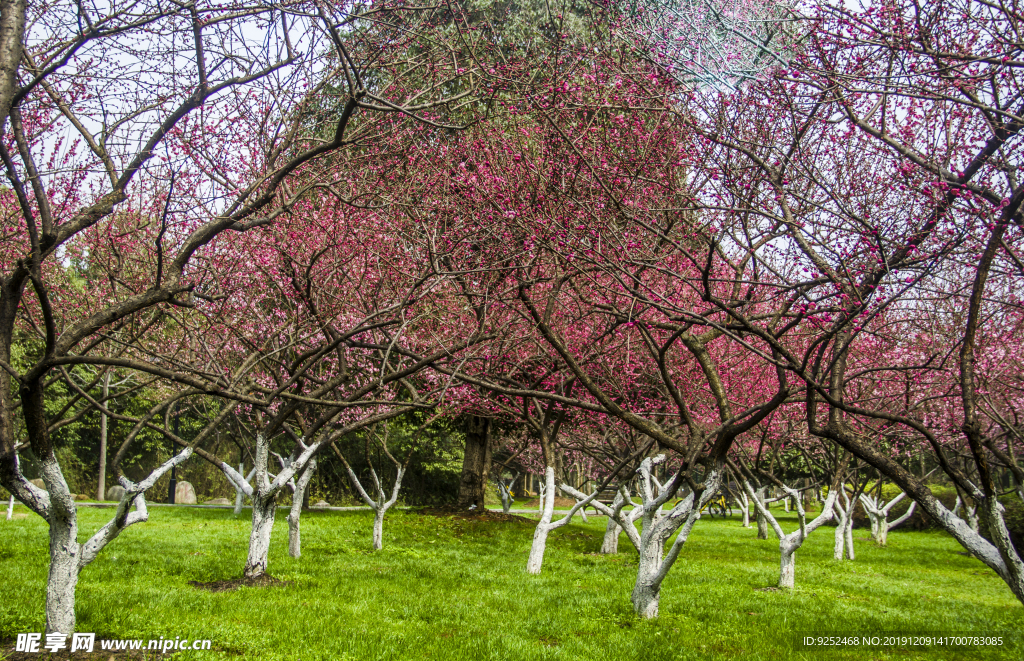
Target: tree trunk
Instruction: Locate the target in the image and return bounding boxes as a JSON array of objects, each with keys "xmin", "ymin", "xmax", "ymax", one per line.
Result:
[
  {"xmin": 756, "ymin": 492, "xmax": 768, "ymax": 539},
  {"xmin": 779, "ymin": 542, "xmax": 797, "ymax": 589},
  {"xmin": 5, "ymin": 494, "xmax": 12, "ymax": 520},
  {"xmin": 0, "ymin": 0, "xmax": 27, "ymax": 133},
  {"xmin": 41, "ymin": 455, "xmax": 80, "ymax": 634},
  {"xmin": 845, "ymin": 518, "xmax": 855, "ymax": 560},
  {"xmin": 740, "ymin": 491, "xmax": 750, "ymax": 528},
  {"xmin": 601, "ymin": 516, "xmax": 620, "ymax": 554},
  {"xmin": 286, "ymin": 458, "xmax": 315, "ymax": 558},
  {"xmin": 233, "ymin": 462, "xmax": 245, "ymax": 516},
  {"xmin": 244, "ymin": 494, "xmax": 276, "ymax": 578},
  {"xmin": 833, "ymin": 520, "xmax": 845, "ymax": 560},
  {"xmin": 457, "ymin": 416, "xmax": 490, "ymax": 509},
  {"xmin": 373, "ymin": 508, "xmax": 385, "ymax": 550},
  {"xmin": 526, "ymin": 467, "xmax": 555, "ymax": 574},
  {"xmin": 631, "ymin": 531, "xmax": 666, "ymax": 618},
  {"xmin": 96, "ymin": 372, "xmax": 110, "ymax": 501},
  {"xmin": 46, "ymin": 519, "xmax": 81, "ymax": 635}
]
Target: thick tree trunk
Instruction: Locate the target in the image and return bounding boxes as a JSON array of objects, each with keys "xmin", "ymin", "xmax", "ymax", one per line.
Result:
[
  {"xmin": 739, "ymin": 491, "xmax": 750, "ymax": 528},
  {"xmin": 286, "ymin": 458, "xmax": 315, "ymax": 558},
  {"xmin": 631, "ymin": 532, "xmax": 666, "ymax": 618},
  {"xmin": 845, "ymin": 518, "xmax": 855, "ymax": 559},
  {"xmin": 601, "ymin": 516, "xmax": 620, "ymax": 554},
  {"xmin": 526, "ymin": 467, "xmax": 555, "ymax": 574},
  {"xmin": 779, "ymin": 543, "xmax": 797, "ymax": 589},
  {"xmin": 457, "ymin": 416, "xmax": 490, "ymax": 509},
  {"xmin": 96, "ymin": 372, "xmax": 110, "ymax": 501},
  {"xmin": 244, "ymin": 494, "xmax": 276, "ymax": 578},
  {"xmin": 46, "ymin": 521, "xmax": 81, "ymax": 635},
  {"xmin": 41, "ymin": 456, "xmax": 80, "ymax": 634}
]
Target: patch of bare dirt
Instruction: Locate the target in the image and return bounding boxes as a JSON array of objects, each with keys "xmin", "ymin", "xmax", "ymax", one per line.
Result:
[
  {"xmin": 187, "ymin": 574, "xmax": 292, "ymax": 593},
  {"xmin": 413, "ymin": 507, "xmax": 535, "ymax": 524}
]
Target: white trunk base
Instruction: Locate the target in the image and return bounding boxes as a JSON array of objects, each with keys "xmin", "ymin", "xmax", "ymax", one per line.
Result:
[
  {"xmin": 601, "ymin": 518, "xmax": 620, "ymax": 554},
  {"xmin": 244, "ymin": 498, "xmax": 276, "ymax": 578},
  {"xmin": 779, "ymin": 547, "xmax": 796, "ymax": 588}
]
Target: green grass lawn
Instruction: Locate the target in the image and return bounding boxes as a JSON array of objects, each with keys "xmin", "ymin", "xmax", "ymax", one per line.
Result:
[{"xmin": 0, "ymin": 505, "xmax": 1020, "ymax": 660}]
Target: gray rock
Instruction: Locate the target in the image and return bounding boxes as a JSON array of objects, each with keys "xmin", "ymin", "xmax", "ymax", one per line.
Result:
[
  {"xmin": 205, "ymin": 497, "xmax": 231, "ymax": 505},
  {"xmin": 174, "ymin": 481, "xmax": 197, "ymax": 505},
  {"xmin": 29, "ymin": 478, "xmax": 46, "ymax": 491},
  {"xmin": 311, "ymin": 500, "xmax": 330, "ymax": 508},
  {"xmin": 105, "ymin": 484, "xmax": 126, "ymax": 502}
]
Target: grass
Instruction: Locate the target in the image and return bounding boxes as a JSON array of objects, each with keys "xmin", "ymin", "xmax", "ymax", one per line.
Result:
[{"xmin": 0, "ymin": 504, "xmax": 1021, "ymax": 660}]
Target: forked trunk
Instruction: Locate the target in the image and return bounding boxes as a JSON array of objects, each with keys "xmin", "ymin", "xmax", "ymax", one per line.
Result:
[{"xmin": 244, "ymin": 495, "xmax": 276, "ymax": 578}]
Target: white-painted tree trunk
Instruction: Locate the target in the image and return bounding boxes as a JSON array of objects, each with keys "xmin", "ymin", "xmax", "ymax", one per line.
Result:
[
  {"xmin": 527, "ymin": 467, "xmax": 556, "ymax": 574},
  {"xmin": 631, "ymin": 528, "xmax": 668, "ymax": 618},
  {"xmin": 755, "ymin": 487, "xmax": 769, "ymax": 538},
  {"xmin": 527, "ymin": 467, "xmax": 603, "ymax": 574},
  {"xmin": 833, "ymin": 490, "xmax": 856, "ymax": 560},
  {"xmin": 6, "ymin": 494, "xmax": 12, "ymax": 520},
  {"xmin": 344, "ymin": 459, "xmax": 405, "ymax": 551},
  {"xmin": 497, "ymin": 474, "xmax": 518, "ymax": 514},
  {"xmin": 287, "ymin": 457, "xmax": 315, "ymax": 558},
  {"xmin": 860, "ymin": 492, "xmax": 917, "ymax": 546},
  {"xmin": 737, "ymin": 491, "xmax": 750, "ymax": 528},
  {"xmin": 779, "ymin": 542, "xmax": 797, "ymax": 588},
  {"xmin": 601, "ymin": 516, "xmax": 621, "ymax": 554},
  {"xmin": 2, "ymin": 447, "xmax": 192, "ymax": 634},
  {"xmin": 564, "ymin": 456, "xmax": 722, "ymax": 619},
  {"xmin": 744, "ymin": 480, "xmax": 837, "ymax": 589},
  {"xmin": 244, "ymin": 494, "xmax": 277, "ymax": 578},
  {"xmin": 45, "ymin": 464, "xmax": 80, "ymax": 635},
  {"xmin": 233, "ymin": 462, "xmax": 247, "ymax": 516}
]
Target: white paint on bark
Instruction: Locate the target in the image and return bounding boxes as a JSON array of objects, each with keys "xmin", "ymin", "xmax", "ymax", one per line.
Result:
[
  {"xmin": 287, "ymin": 457, "xmax": 315, "ymax": 558},
  {"xmin": 834, "ymin": 489, "xmax": 857, "ymax": 560},
  {"xmin": 564, "ymin": 456, "xmax": 722, "ymax": 618},
  {"xmin": 859, "ymin": 491, "xmax": 916, "ymax": 546},
  {"xmin": 599, "ymin": 489, "xmax": 641, "ymax": 554},
  {"xmin": 5, "ymin": 494, "xmax": 11, "ymax": 520},
  {"xmin": 527, "ymin": 466, "xmax": 602, "ymax": 574},
  {"xmin": 344, "ymin": 460, "xmax": 404, "ymax": 551},
  {"xmin": 497, "ymin": 473, "xmax": 518, "ymax": 514},
  {"xmin": 244, "ymin": 494, "xmax": 276, "ymax": 578},
  {"xmin": 744, "ymin": 480, "xmax": 837, "ymax": 588},
  {"xmin": 6, "ymin": 447, "xmax": 193, "ymax": 633}
]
